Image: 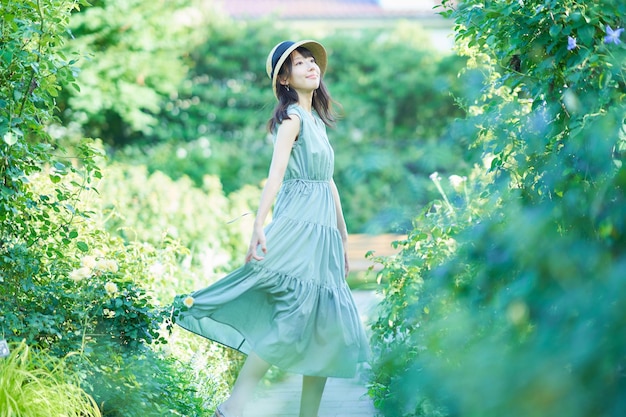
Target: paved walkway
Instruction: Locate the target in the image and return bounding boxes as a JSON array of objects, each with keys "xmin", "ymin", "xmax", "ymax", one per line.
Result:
[{"xmin": 242, "ymin": 290, "xmax": 382, "ymax": 417}]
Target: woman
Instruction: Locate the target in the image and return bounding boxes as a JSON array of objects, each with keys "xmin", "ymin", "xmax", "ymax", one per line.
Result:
[{"xmin": 176, "ymin": 40, "xmax": 369, "ymax": 417}]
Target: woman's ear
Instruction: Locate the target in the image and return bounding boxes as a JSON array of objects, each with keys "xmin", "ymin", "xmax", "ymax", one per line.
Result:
[{"xmin": 278, "ymin": 76, "xmax": 289, "ymax": 86}]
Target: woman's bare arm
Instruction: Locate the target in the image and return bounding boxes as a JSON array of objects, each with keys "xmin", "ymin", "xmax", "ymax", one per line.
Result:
[{"xmin": 245, "ymin": 116, "xmax": 300, "ymax": 262}]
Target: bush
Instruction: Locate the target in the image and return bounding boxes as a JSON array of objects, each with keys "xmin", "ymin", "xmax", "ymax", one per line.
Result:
[
  {"xmin": 0, "ymin": 2, "xmax": 234, "ymax": 415},
  {"xmin": 59, "ymin": 0, "xmax": 201, "ymax": 145},
  {"xmin": 370, "ymin": 1, "xmax": 626, "ymax": 416}
]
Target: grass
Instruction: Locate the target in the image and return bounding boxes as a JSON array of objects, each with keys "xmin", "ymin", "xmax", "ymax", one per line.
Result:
[{"xmin": 0, "ymin": 341, "xmax": 101, "ymax": 417}]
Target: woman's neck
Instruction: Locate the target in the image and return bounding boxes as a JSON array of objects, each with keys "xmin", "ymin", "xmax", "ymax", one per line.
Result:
[{"xmin": 297, "ymin": 92, "xmax": 314, "ymax": 113}]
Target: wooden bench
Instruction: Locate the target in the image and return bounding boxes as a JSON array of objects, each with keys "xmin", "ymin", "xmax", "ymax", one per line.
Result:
[{"xmin": 347, "ymin": 234, "xmax": 406, "ymax": 272}]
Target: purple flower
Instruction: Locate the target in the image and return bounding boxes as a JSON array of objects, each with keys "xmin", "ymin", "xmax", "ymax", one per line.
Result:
[
  {"xmin": 604, "ymin": 25, "xmax": 624, "ymax": 44},
  {"xmin": 567, "ymin": 36, "xmax": 577, "ymax": 50}
]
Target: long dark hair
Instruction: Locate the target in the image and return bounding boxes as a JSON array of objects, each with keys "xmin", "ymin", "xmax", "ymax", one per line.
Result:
[{"xmin": 267, "ymin": 47, "xmax": 337, "ymax": 133}]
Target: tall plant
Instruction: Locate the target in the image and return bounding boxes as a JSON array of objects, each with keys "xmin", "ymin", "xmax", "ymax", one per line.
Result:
[
  {"xmin": 1, "ymin": 0, "xmax": 100, "ymax": 255},
  {"xmin": 58, "ymin": 0, "xmax": 201, "ymax": 145},
  {"xmin": 370, "ymin": 1, "xmax": 626, "ymax": 416},
  {"xmin": 1, "ymin": 2, "xmax": 212, "ymax": 415},
  {"xmin": 0, "ymin": 342, "xmax": 101, "ymax": 417}
]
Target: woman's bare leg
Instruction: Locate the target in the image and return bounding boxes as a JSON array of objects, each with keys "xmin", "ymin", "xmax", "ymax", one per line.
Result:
[
  {"xmin": 219, "ymin": 351, "xmax": 271, "ymax": 416},
  {"xmin": 299, "ymin": 375, "xmax": 327, "ymax": 417}
]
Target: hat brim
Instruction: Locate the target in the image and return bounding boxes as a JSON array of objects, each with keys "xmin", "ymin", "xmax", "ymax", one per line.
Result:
[{"xmin": 266, "ymin": 40, "xmax": 328, "ymax": 99}]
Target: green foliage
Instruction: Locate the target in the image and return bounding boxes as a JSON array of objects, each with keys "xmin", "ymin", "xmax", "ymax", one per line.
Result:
[
  {"xmin": 59, "ymin": 0, "xmax": 201, "ymax": 144},
  {"xmin": 369, "ymin": 165, "xmax": 493, "ymax": 416},
  {"xmin": 0, "ymin": 341, "xmax": 101, "ymax": 417},
  {"xmin": 0, "ymin": 0, "xmax": 100, "ymax": 254},
  {"xmin": 1, "ymin": 168, "xmax": 172, "ymax": 352},
  {"xmin": 125, "ymin": 19, "xmax": 290, "ymax": 193},
  {"xmin": 370, "ymin": 1, "xmax": 626, "ymax": 416},
  {"xmin": 0, "ymin": 2, "xmax": 226, "ymax": 415},
  {"xmin": 95, "ymin": 163, "xmax": 260, "ymax": 280},
  {"xmin": 72, "ymin": 345, "xmax": 206, "ymax": 417}
]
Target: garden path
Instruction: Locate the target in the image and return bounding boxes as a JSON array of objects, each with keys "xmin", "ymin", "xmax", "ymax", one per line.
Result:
[{"xmin": 241, "ymin": 290, "xmax": 382, "ymax": 417}]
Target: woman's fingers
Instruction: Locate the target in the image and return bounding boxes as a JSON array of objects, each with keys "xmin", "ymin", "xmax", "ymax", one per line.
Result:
[{"xmin": 245, "ymin": 235, "xmax": 267, "ymax": 262}]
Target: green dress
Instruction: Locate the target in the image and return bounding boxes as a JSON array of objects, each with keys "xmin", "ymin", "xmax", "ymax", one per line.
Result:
[{"xmin": 176, "ymin": 104, "xmax": 369, "ymax": 378}]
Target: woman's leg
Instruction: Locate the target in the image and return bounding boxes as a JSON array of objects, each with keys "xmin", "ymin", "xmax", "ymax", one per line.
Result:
[
  {"xmin": 219, "ymin": 351, "xmax": 271, "ymax": 416},
  {"xmin": 299, "ymin": 375, "xmax": 327, "ymax": 417}
]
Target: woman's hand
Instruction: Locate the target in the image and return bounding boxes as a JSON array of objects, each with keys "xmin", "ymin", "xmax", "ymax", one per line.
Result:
[
  {"xmin": 342, "ymin": 239, "xmax": 350, "ymax": 278},
  {"xmin": 245, "ymin": 226, "xmax": 267, "ymax": 263}
]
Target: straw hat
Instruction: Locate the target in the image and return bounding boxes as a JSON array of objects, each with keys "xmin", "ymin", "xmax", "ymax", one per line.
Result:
[{"xmin": 265, "ymin": 40, "xmax": 328, "ymax": 98}]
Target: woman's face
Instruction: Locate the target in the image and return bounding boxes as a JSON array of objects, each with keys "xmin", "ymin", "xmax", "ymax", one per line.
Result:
[{"xmin": 283, "ymin": 49, "xmax": 321, "ymax": 93}]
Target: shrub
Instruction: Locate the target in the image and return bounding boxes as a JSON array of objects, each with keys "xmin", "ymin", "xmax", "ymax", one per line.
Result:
[
  {"xmin": 370, "ymin": 1, "xmax": 626, "ymax": 416},
  {"xmin": 0, "ymin": 2, "xmax": 230, "ymax": 414}
]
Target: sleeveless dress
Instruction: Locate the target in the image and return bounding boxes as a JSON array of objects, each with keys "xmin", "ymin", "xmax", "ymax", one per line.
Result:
[{"xmin": 176, "ymin": 104, "xmax": 370, "ymax": 378}]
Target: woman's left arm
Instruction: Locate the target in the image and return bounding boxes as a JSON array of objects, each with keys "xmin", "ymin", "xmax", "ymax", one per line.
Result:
[{"xmin": 330, "ymin": 178, "xmax": 349, "ymax": 277}]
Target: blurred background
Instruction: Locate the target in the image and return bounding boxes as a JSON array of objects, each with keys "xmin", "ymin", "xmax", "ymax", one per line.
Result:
[{"xmin": 57, "ymin": 0, "xmax": 467, "ymax": 238}]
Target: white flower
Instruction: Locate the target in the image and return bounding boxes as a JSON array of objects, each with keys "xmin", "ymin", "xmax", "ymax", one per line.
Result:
[
  {"xmin": 443, "ymin": 237, "xmax": 458, "ymax": 252},
  {"xmin": 81, "ymin": 255, "xmax": 97, "ymax": 269},
  {"xmin": 149, "ymin": 261, "xmax": 166, "ymax": 277},
  {"xmin": 429, "ymin": 171, "xmax": 441, "ymax": 182},
  {"xmin": 448, "ymin": 175, "xmax": 467, "ymax": 192},
  {"xmin": 103, "ymin": 308, "xmax": 116, "ymax": 319},
  {"xmin": 482, "ymin": 153, "xmax": 496, "ymax": 169},
  {"xmin": 176, "ymin": 147, "xmax": 188, "ymax": 159},
  {"xmin": 96, "ymin": 258, "xmax": 119, "ymax": 273},
  {"xmin": 69, "ymin": 267, "xmax": 92, "ymax": 282},
  {"xmin": 104, "ymin": 281, "xmax": 118, "ymax": 295},
  {"xmin": 183, "ymin": 296, "xmax": 195, "ymax": 308}
]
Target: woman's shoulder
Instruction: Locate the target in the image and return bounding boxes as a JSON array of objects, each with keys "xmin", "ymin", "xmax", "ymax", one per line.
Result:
[
  {"xmin": 286, "ymin": 103, "xmax": 304, "ymax": 117},
  {"xmin": 285, "ymin": 104, "xmax": 304, "ymax": 130}
]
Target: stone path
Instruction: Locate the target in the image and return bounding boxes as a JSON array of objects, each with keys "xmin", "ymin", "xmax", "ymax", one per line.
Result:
[{"xmin": 242, "ymin": 290, "xmax": 382, "ymax": 417}]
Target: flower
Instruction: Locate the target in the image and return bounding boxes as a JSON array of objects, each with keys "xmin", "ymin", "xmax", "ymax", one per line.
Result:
[
  {"xmin": 69, "ymin": 267, "xmax": 92, "ymax": 282},
  {"xmin": 604, "ymin": 25, "xmax": 623, "ymax": 44},
  {"xmin": 81, "ymin": 255, "xmax": 97, "ymax": 269},
  {"xmin": 103, "ymin": 308, "xmax": 116, "ymax": 319},
  {"xmin": 149, "ymin": 261, "xmax": 166, "ymax": 277},
  {"xmin": 96, "ymin": 258, "xmax": 119, "ymax": 273},
  {"xmin": 183, "ymin": 296, "xmax": 195, "ymax": 308},
  {"xmin": 104, "ymin": 281, "xmax": 118, "ymax": 295},
  {"xmin": 429, "ymin": 171, "xmax": 455, "ymax": 214},
  {"xmin": 448, "ymin": 174, "xmax": 467, "ymax": 192},
  {"xmin": 567, "ymin": 36, "xmax": 577, "ymax": 50}
]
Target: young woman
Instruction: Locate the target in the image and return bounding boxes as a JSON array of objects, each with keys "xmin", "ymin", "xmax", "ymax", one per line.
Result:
[{"xmin": 176, "ymin": 40, "xmax": 369, "ymax": 417}]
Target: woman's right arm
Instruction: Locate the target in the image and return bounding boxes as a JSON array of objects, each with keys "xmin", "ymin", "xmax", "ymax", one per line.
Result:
[{"xmin": 245, "ymin": 115, "xmax": 300, "ymax": 262}]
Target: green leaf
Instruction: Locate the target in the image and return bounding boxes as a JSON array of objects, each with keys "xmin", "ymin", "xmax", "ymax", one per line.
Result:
[
  {"xmin": 578, "ymin": 25, "xmax": 595, "ymax": 45},
  {"xmin": 76, "ymin": 241, "xmax": 89, "ymax": 252},
  {"xmin": 549, "ymin": 24, "xmax": 562, "ymax": 38},
  {"xmin": 3, "ymin": 132, "xmax": 17, "ymax": 146}
]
